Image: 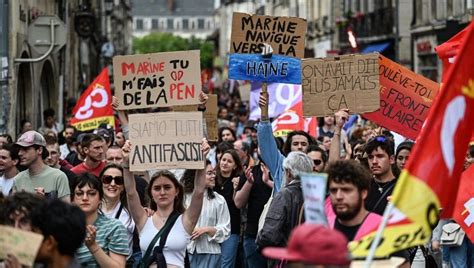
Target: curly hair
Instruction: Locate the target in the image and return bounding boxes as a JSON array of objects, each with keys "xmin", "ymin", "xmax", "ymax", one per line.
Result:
[{"xmin": 326, "ymin": 160, "xmax": 372, "ymax": 192}]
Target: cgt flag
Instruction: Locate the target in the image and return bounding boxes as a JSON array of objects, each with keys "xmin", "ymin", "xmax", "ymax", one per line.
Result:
[
  {"xmin": 350, "ymin": 21, "xmax": 474, "ymax": 258},
  {"xmin": 453, "ymin": 163, "xmax": 474, "ymax": 242},
  {"xmin": 70, "ymin": 68, "xmax": 115, "ymax": 131}
]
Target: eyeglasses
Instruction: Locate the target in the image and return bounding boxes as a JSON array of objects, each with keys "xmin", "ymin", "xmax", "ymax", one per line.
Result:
[
  {"xmin": 313, "ymin": 159, "xmax": 322, "ymax": 166},
  {"xmin": 101, "ymin": 175, "xmax": 124, "ymax": 185}
]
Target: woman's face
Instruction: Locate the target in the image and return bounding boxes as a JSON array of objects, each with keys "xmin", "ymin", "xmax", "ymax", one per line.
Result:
[
  {"xmin": 221, "ymin": 129, "xmax": 235, "ymax": 142},
  {"xmin": 151, "ymin": 176, "xmax": 178, "ymax": 209},
  {"xmin": 101, "ymin": 168, "xmax": 124, "ymax": 201},
  {"xmin": 396, "ymin": 149, "xmax": 411, "ymax": 170},
  {"xmin": 73, "ymin": 184, "xmax": 100, "ymax": 214},
  {"xmin": 205, "ymin": 164, "xmax": 216, "ymax": 189},
  {"xmin": 219, "ymin": 153, "xmax": 236, "ymax": 175}
]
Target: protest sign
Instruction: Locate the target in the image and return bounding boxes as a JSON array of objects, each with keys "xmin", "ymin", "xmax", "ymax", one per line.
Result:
[
  {"xmin": 228, "ymin": 53, "xmax": 301, "ymax": 84},
  {"xmin": 230, "ymin": 12, "xmax": 307, "ymax": 58},
  {"xmin": 300, "ymin": 173, "xmax": 328, "ymax": 225},
  {"xmin": 302, "ymin": 53, "xmax": 380, "ymax": 116},
  {"xmin": 113, "ymin": 50, "xmax": 201, "ymax": 110},
  {"xmin": 70, "ymin": 68, "xmax": 114, "ymax": 131},
  {"xmin": 173, "ymin": 94, "xmax": 218, "ymax": 141},
  {"xmin": 0, "ymin": 225, "xmax": 44, "ymax": 266},
  {"xmin": 128, "ymin": 112, "xmax": 205, "ymax": 171},
  {"xmin": 249, "ymin": 82, "xmax": 301, "ymax": 120},
  {"xmin": 363, "ymin": 55, "xmax": 440, "ymax": 140}
]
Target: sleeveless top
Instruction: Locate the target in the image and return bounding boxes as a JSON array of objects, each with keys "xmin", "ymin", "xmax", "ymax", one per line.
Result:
[{"xmin": 139, "ymin": 215, "xmax": 190, "ymax": 267}]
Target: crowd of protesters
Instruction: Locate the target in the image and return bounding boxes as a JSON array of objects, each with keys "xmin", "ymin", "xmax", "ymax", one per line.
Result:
[{"xmin": 1, "ymin": 81, "xmax": 473, "ymax": 268}]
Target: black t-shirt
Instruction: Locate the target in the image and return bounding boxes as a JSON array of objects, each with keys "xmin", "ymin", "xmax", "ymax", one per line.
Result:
[
  {"xmin": 237, "ymin": 164, "xmax": 272, "ymax": 237},
  {"xmin": 334, "ymin": 219, "xmax": 362, "ymax": 241},
  {"xmin": 215, "ymin": 174, "xmax": 241, "ymax": 234},
  {"xmin": 365, "ymin": 178, "xmax": 397, "ymax": 216}
]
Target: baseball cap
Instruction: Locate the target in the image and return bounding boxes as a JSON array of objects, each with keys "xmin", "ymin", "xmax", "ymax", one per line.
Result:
[
  {"xmin": 262, "ymin": 224, "xmax": 351, "ymax": 266},
  {"xmin": 16, "ymin": 131, "xmax": 47, "ymax": 147}
]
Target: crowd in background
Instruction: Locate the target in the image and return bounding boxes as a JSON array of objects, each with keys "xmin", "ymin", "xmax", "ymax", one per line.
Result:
[{"xmin": 0, "ymin": 80, "xmax": 473, "ymax": 268}]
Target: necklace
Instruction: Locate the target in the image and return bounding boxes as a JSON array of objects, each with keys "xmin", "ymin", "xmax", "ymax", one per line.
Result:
[
  {"xmin": 373, "ymin": 179, "xmax": 395, "ymax": 194},
  {"xmin": 156, "ymin": 211, "xmax": 169, "ymax": 223}
]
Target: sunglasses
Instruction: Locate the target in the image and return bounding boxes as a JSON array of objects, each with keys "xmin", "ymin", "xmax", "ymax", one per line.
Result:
[
  {"xmin": 101, "ymin": 175, "xmax": 124, "ymax": 185},
  {"xmin": 368, "ymin": 135, "xmax": 387, "ymax": 143},
  {"xmin": 313, "ymin": 159, "xmax": 322, "ymax": 166}
]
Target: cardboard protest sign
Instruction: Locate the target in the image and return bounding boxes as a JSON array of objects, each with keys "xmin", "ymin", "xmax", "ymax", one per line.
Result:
[
  {"xmin": 128, "ymin": 112, "xmax": 205, "ymax": 171},
  {"xmin": 113, "ymin": 50, "xmax": 201, "ymax": 110},
  {"xmin": 230, "ymin": 12, "xmax": 307, "ymax": 58},
  {"xmin": 0, "ymin": 225, "xmax": 44, "ymax": 266},
  {"xmin": 363, "ymin": 55, "xmax": 440, "ymax": 140},
  {"xmin": 300, "ymin": 173, "xmax": 328, "ymax": 225},
  {"xmin": 228, "ymin": 53, "xmax": 301, "ymax": 84},
  {"xmin": 302, "ymin": 53, "xmax": 380, "ymax": 116},
  {"xmin": 173, "ymin": 94, "xmax": 218, "ymax": 141}
]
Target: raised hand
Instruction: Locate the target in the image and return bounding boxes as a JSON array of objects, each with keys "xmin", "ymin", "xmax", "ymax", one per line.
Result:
[{"xmin": 335, "ymin": 109, "xmax": 350, "ymax": 130}]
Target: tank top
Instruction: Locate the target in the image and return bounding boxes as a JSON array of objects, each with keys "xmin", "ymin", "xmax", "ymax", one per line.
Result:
[{"xmin": 139, "ymin": 215, "xmax": 190, "ymax": 267}]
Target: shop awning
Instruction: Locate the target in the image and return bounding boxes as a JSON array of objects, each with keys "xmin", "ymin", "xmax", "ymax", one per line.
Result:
[{"xmin": 361, "ymin": 42, "xmax": 391, "ymax": 54}]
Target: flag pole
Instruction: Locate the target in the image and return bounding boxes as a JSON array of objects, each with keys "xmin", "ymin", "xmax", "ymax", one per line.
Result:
[{"xmin": 364, "ymin": 202, "xmax": 394, "ymax": 268}]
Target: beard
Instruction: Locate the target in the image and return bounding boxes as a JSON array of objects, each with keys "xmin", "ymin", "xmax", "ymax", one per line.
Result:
[{"xmin": 333, "ymin": 195, "xmax": 364, "ymax": 221}]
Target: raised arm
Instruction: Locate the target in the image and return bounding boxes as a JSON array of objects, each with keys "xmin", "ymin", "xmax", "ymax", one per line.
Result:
[
  {"xmin": 328, "ymin": 109, "xmax": 349, "ymax": 164},
  {"xmin": 183, "ymin": 138, "xmax": 210, "ymax": 234},
  {"xmin": 121, "ymin": 140, "xmax": 147, "ymax": 231},
  {"xmin": 257, "ymin": 90, "xmax": 285, "ymax": 192}
]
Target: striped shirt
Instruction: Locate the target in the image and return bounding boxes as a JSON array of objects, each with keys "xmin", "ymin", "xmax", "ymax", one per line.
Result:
[{"xmin": 76, "ymin": 213, "xmax": 129, "ymax": 267}]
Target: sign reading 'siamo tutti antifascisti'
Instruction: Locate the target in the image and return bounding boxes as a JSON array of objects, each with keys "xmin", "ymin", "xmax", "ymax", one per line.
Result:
[
  {"xmin": 128, "ymin": 112, "xmax": 205, "ymax": 171},
  {"xmin": 113, "ymin": 50, "xmax": 202, "ymax": 110}
]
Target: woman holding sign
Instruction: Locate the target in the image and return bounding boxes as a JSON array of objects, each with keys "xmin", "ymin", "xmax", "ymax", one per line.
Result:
[{"xmin": 121, "ymin": 139, "xmax": 210, "ymax": 268}]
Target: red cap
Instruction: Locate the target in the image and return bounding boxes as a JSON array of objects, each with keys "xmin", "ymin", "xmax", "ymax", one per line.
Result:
[{"xmin": 262, "ymin": 224, "xmax": 351, "ymax": 266}]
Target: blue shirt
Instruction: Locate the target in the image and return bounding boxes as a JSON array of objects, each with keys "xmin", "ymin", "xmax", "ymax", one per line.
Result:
[{"xmin": 257, "ymin": 121, "xmax": 285, "ymax": 193}]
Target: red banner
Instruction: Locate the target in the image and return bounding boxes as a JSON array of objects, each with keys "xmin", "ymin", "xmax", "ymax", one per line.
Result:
[
  {"xmin": 351, "ymin": 20, "xmax": 474, "ymax": 257},
  {"xmin": 363, "ymin": 56, "xmax": 440, "ymax": 140},
  {"xmin": 453, "ymin": 164, "xmax": 474, "ymax": 242},
  {"xmin": 70, "ymin": 68, "xmax": 114, "ymax": 131},
  {"xmin": 271, "ymin": 101, "xmax": 317, "ymax": 138}
]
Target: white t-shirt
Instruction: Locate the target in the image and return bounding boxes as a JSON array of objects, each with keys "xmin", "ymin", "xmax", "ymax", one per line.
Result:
[{"xmin": 0, "ymin": 175, "xmax": 15, "ymax": 196}]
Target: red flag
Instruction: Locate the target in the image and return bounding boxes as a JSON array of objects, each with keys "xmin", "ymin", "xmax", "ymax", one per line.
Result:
[
  {"xmin": 70, "ymin": 68, "xmax": 115, "ymax": 131},
  {"xmin": 350, "ymin": 20, "xmax": 474, "ymax": 257},
  {"xmin": 453, "ymin": 164, "xmax": 474, "ymax": 242},
  {"xmin": 272, "ymin": 101, "xmax": 305, "ymax": 137},
  {"xmin": 435, "ymin": 26, "xmax": 468, "ymax": 83}
]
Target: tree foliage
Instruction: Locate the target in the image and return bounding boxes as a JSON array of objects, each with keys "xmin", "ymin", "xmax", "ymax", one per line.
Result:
[{"xmin": 133, "ymin": 33, "xmax": 214, "ymax": 69}]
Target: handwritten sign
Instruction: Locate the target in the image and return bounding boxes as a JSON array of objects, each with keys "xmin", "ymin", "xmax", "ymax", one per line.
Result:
[
  {"xmin": 228, "ymin": 53, "xmax": 301, "ymax": 84},
  {"xmin": 302, "ymin": 53, "xmax": 380, "ymax": 116},
  {"xmin": 128, "ymin": 112, "xmax": 205, "ymax": 171},
  {"xmin": 113, "ymin": 50, "xmax": 201, "ymax": 110},
  {"xmin": 300, "ymin": 173, "xmax": 328, "ymax": 225},
  {"xmin": 174, "ymin": 94, "xmax": 218, "ymax": 141},
  {"xmin": 0, "ymin": 225, "xmax": 44, "ymax": 266},
  {"xmin": 230, "ymin": 12, "xmax": 307, "ymax": 58},
  {"xmin": 363, "ymin": 55, "xmax": 440, "ymax": 140}
]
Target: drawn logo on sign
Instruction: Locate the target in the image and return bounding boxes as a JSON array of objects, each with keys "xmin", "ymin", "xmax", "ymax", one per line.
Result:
[{"xmin": 75, "ymin": 85, "xmax": 108, "ymax": 120}]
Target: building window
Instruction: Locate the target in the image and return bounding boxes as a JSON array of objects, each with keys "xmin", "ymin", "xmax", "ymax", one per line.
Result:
[
  {"xmin": 167, "ymin": 18, "xmax": 173, "ymax": 29},
  {"xmin": 183, "ymin": 18, "xmax": 189, "ymax": 30},
  {"xmin": 136, "ymin": 19, "xmax": 143, "ymax": 30},
  {"xmin": 152, "ymin": 19, "xmax": 159, "ymax": 29},
  {"xmin": 198, "ymin": 19, "xmax": 205, "ymax": 29},
  {"xmin": 207, "ymin": 21, "xmax": 211, "ymax": 29}
]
